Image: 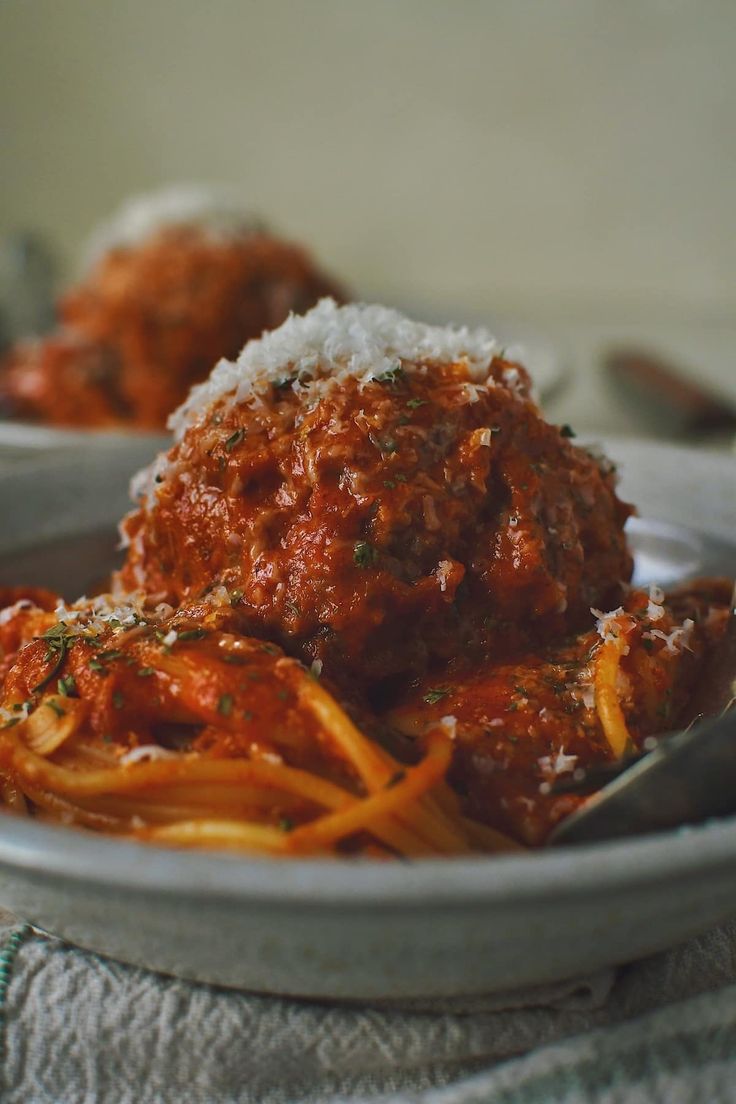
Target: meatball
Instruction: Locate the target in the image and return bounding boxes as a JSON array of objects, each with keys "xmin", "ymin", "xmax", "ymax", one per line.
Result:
[
  {"xmin": 119, "ymin": 300, "xmax": 632, "ymax": 690},
  {"xmin": 0, "ymin": 332, "xmax": 127, "ymax": 426},
  {"xmin": 1, "ymin": 196, "xmax": 343, "ymax": 429}
]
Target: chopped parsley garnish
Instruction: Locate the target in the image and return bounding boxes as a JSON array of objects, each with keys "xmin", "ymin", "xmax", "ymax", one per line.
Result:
[
  {"xmin": 260, "ymin": 643, "xmax": 280, "ymax": 656},
  {"xmin": 406, "ymin": 398, "xmax": 427, "ymax": 410},
  {"xmin": 376, "ymin": 365, "xmax": 404, "ymax": 385},
  {"xmin": 423, "ymin": 687, "xmax": 450, "ymax": 705},
  {"xmin": 112, "ymin": 691, "xmax": 125, "ymax": 710},
  {"xmin": 395, "ymin": 473, "xmax": 407, "ymax": 483},
  {"xmin": 88, "ymin": 658, "xmax": 109, "ymax": 676},
  {"xmin": 57, "ymin": 674, "xmax": 77, "ymax": 697},
  {"xmin": 177, "ymin": 628, "xmax": 207, "ymax": 642},
  {"xmin": 224, "ymin": 428, "xmax": 245, "ymax": 452},
  {"xmin": 31, "ymin": 622, "xmax": 76, "ymax": 694},
  {"xmin": 383, "ymin": 480, "xmax": 396, "ymax": 490},
  {"xmin": 353, "ymin": 541, "xmax": 378, "ymax": 568},
  {"xmin": 560, "ymin": 424, "xmax": 576, "ymax": 438},
  {"xmin": 222, "ymin": 654, "xmax": 247, "ymax": 666},
  {"xmin": 1, "ymin": 717, "xmax": 21, "ymax": 729},
  {"xmin": 217, "ymin": 693, "xmax": 234, "ymax": 717},
  {"xmin": 96, "ymin": 649, "xmax": 125, "ymax": 662},
  {"xmin": 46, "ymin": 700, "xmax": 65, "ymax": 718}
]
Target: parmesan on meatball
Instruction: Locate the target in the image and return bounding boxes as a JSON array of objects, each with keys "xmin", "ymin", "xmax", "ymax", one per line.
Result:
[{"xmin": 118, "ymin": 300, "xmax": 632, "ymax": 689}]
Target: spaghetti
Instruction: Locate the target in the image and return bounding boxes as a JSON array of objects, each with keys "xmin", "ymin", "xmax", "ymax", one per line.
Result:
[{"xmin": 0, "ymin": 301, "xmax": 730, "ymax": 855}]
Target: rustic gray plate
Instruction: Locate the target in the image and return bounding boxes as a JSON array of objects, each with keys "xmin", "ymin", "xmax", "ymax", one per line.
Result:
[{"xmin": 0, "ymin": 438, "xmax": 733, "ymax": 999}]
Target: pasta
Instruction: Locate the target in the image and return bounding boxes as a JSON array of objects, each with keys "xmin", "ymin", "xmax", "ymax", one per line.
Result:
[{"xmin": 0, "ymin": 301, "xmax": 729, "ymax": 855}]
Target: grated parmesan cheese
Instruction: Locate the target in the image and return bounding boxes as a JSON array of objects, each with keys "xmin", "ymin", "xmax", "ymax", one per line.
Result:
[
  {"xmin": 438, "ymin": 715, "xmax": 458, "ymax": 739},
  {"xmin": 53, "ymin": 592, "xmax": 149, "ymax": 637},
  {"xmin": 436, "ymin": 560, "xmax": 453, "ymax": 593},
  {"xmin": 167, "ymin": 299, "xmax": 507, "ymax": 440},
  {"xmin": 538, "ymin": 747, "xmax": 578, "ymax": 777},
  {"xmin": 82, "ymin": 184, "xmax": 262, "ymax": 270},
  {"xmin": 643, "ymin": 618, "xmax": 695, "ymax": 655},
  {"xmin": 0, "ymin": 599, "xmax": 35, "ymax": 625},
  {"xmin": 129, "ymin": 300, "xmax": 532, "ymax": 511},
  {"xmin": 120, "ymin": 745, "xmax": 180, "ymax": 766},
  {"xmin": 646, "ymin": 583, "xmax": 666, "ymax": 623}
]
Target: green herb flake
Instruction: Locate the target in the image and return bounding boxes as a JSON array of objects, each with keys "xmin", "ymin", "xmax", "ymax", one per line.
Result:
[
  {"xmin": 423, "ymin": 687, "xmax": 450, "ymax": 705},
  {"xmin": 177, "ymin": 628, "xmax": 207, "ymax": 642},
  {"xmin": 217, "ymin": 693, "xmax": 234, "ymax": 718},
  {"xmin": 224, "ymin": 428, "xmax": 245, "ymax": 453},
  {"xmin": 57, "ymin": 674, "xmax": 77, "ymax": 697},
  {"xmin": 560, "ymin": 424, "xmax": 577, "ymax": 438},
  {"xmin": 1, "ymin": 717, "xmax": 21, "ymax": 729},
  {"xmin": 406, "ymin": 398, "xmax": 427, "ymax": 410},
  {"xmin": 260, "ymin": 643, "xmax": 280, "ymax": 656},
  {"xmin": 376, "ymin": 365, "xmax": 404, "ymax": 385},
  {"xmin": 31, "ymin": 622, "xmax": 77, "ymax": 694},
  {"xmin": 112, "ymin": 691, "xmax": 125, "ymax": 710},
  {"xmin": 222, "ymin": 653, "xmax": 247, "ymax": 666},
  {"xmin": 88, "ymin": 658, "xmax": 109, "ymax": 676},
  {"xmin": 353, "ymin": 541, "xmax": 378, "ymax": 569},
  {"xmin": 46, "ymin": 700, "xmax": 65, "ymax": 718},
  {"xmin": 137, "ymin": 667, "xmax": 155, "ymax": 678},
  {"xmin": 383, "ymin": 480, "xmax": 396, "ymax": 490}
]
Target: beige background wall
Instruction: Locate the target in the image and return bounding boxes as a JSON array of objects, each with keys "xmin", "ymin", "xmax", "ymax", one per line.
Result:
[{"xmin": 1, "ymin": 0, "xmax": 734, "ymax": 323}]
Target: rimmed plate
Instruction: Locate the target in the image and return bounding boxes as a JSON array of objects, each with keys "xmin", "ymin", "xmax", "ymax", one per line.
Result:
[
  {"xmin": 0, "ymin": 439, "xmax": 733, "ymax": 999},
  {"xmin": 0, "ymin": 420, "xmax": 169, "ymax": 459}
]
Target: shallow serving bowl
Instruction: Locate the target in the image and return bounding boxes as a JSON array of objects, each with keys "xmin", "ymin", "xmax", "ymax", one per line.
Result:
[{"xmin": 0, "ymin": 438, "xmax": 733, "ymax": 1000}]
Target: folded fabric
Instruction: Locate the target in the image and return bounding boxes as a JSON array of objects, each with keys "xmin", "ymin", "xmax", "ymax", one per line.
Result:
[{"xmin": 2, "ymin": 915, "xmax": 736, "ymax": 1104}]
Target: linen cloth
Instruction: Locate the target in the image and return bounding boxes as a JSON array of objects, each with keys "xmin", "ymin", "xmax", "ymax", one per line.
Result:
[{"xmin": 2, "ymin": 914, "xmax": 736, "ymax": 1104}]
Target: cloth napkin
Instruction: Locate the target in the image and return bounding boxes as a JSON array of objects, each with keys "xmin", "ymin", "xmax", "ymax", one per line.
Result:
[{"xmin": 2, "ymin": 913, "xmax": 736, "ymax": 1104}]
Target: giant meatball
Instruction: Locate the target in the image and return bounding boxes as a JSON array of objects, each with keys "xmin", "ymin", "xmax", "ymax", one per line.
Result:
[{"xmin": 119, "ymin": 301, "xmax": 632, "ymax": 689}]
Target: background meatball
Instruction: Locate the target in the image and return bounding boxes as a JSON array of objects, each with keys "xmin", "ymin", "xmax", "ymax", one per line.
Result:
[
  {"xmin": 0, "ymin": 190, "xmax": 344, "ymax": 429},
  {"xmin": 119, "ymin": 301, "xmax": 632, "ymax": 691}
]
